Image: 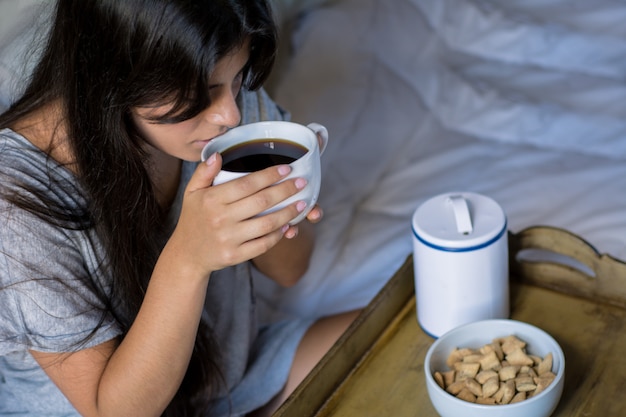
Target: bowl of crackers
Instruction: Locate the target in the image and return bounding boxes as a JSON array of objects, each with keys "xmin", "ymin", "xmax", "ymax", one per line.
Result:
[{"xmin": 424, "ymin": 319, "xmax": 565, "ymax": 417}]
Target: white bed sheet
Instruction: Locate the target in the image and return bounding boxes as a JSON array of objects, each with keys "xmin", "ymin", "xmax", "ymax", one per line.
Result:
[{"xmin": 254, "ymin": 0, "xmax": 626, "ymax": 322}]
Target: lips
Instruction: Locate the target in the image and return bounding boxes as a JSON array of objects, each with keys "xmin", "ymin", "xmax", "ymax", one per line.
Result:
[{"xmin": 195, "ymin": 137, "xmax": 215, "ymax": 147}]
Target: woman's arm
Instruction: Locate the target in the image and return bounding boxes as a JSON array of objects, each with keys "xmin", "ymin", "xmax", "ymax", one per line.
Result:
[
  {"xmin": 31, "ymin": 259, "xmax": 210, "ymax": 417},
  {"xmin": 30, "ymin": 156, "xmax": 307, "ymax": 417},
  {"xmin": 251, "ymin": 207, "xmax": 322, "ymax": 287}
]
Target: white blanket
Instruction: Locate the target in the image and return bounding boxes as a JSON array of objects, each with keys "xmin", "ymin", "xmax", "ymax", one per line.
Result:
[{"xmin": 254, "ymin": 0, "xmax": 626, "ymax": 322}]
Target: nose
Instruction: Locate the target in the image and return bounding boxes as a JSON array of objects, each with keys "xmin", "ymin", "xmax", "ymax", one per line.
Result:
[{"xmin": 207, "ymin": 90, "xmax": 241, "ymax": 130}]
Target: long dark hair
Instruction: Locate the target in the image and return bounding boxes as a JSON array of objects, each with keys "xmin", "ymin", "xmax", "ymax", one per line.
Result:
[{"xmin": 0, "ymin": 0, "xmax": 277, "ymax": 415}]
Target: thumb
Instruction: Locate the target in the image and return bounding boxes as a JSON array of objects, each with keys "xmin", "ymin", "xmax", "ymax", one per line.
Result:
[{"xmin": 188, "ymin": 152, "xmax": 222, "ymax": 192}]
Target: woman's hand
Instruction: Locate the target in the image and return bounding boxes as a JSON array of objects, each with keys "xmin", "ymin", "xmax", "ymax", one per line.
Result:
[{"xmin": 166, "ymin": 152, "xmax": 308, "ymax": 280}]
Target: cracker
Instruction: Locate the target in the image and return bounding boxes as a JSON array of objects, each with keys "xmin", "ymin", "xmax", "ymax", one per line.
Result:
[{"xmin": 433, "ymin": 334, "xmax": 557, "ymax": 406}]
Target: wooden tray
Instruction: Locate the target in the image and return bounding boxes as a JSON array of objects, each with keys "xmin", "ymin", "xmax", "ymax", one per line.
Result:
[{"xmin": 273, "ymin": 226, "xmax": 626, "ymax": 416}]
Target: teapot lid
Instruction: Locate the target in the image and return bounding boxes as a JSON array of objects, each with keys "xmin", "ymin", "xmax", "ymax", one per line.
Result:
[{"xmin": 411, "ymin": 192, "xmax": 507, "ymax": 251}]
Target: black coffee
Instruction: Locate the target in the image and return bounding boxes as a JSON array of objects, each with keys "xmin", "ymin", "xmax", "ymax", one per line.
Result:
[{"xmin": 221, "ymin": 139, "xmax": 308, "ymax": 172}]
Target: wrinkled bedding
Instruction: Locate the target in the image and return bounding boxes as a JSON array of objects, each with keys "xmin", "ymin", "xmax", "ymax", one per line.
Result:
[
  {"xmin": 254, "ymin": 0, "xmax": 626, "ymax": 322},
  {"xmin": 1, "ymin": 0, "xmax": 624, "ymax": 324}
]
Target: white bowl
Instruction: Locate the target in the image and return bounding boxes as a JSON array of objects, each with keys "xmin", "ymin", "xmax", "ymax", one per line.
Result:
[{"xmin": 424, "ymin": 319, "xmax": 565, "ymax": 417}]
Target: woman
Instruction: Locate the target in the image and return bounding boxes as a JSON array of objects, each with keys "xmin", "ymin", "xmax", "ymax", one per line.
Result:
[{"xmin": 0, "ymin": 1, "xmax": 356, "ymax": 416}]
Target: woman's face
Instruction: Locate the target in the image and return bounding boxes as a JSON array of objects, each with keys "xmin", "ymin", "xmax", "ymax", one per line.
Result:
[{"xmin": 131, "ymin": 45, "xmax": 248, "ymax": 162}]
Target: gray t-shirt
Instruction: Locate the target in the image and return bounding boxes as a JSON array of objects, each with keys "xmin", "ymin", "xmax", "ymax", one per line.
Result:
[{"xmin": 0, "ymin": 90, "xmax": 311, "ymax": 416}]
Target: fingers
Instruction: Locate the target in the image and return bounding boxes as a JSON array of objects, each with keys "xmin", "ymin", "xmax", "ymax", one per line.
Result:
[
  {"xmin": 208, "ymin": 163, "xmax": 306, "ymax": 222},
  {"xmin": 231, "ymin": 178, "xmax": 308, "ymax": 222},
  {"xmin": 281, "ymin": 204, "xmax": 323, "ymax": 240},
  {"xmin": 187, "ymin": 152, "xmax": 222, "ymax": 192},
  {"xmin": 305, "ymin": 205, "xmax": 324, "ymax": 224},
  {"xmin": 215, "ymin": 164, "xmax": 295, "ymax": 204},
  {"xmin": 236, "ymin": 220, "xmax": 291, "ymax": 256},
  {"xmin": 218, "ymin": 202, "xmax": 304, "ymax": 262},
  {"xmin": 188, "ymin": 155, "xmax": 303, "ymax": 220},
  {"xmin": 239, "ymin": 198, "xmax": 306, "ymax": 239}
]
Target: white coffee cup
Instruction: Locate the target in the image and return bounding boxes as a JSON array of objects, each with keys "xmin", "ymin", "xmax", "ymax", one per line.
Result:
[
  {"xmin": 201, "ymin": 121, "xmax": 328, "ymax": 225},
  {"xmin": 412, "ymin": 192, "xmax": 509, "ymax": 338}
]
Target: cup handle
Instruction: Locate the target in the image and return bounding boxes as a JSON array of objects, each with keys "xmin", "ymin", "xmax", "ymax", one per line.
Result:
[{"xmin": 307, "ymin": 122, "xmax": 329, "ymax": 156}]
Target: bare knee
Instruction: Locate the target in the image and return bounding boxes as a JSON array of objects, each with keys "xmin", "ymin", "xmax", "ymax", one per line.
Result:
[{"xmin": 251, "ymin": 309, "xmax": 361, "ymax": 416}]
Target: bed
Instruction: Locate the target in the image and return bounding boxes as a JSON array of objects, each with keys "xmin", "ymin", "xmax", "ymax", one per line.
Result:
[
  {"xmin": 1, "ymin": 0, "xmax": 624, "ymax": 325},
  {"xmin": 253, "ymin": 0, "xmax": 626, "ymax": 322}
]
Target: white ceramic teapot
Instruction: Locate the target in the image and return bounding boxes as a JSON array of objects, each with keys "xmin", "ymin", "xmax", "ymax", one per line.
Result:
[{"xmin": 412, "ymin": 192, "xmax": 509, "ymax": 338}]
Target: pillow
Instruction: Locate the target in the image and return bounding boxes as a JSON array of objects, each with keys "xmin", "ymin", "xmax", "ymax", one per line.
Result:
[{"xmin": 0, "ymin": 0, "xmax": 50, "ymax": 111}]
